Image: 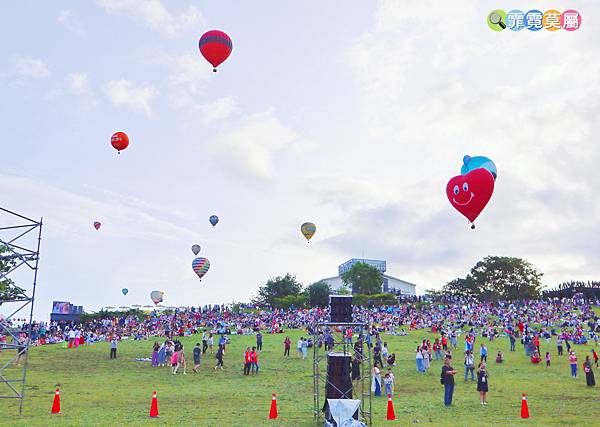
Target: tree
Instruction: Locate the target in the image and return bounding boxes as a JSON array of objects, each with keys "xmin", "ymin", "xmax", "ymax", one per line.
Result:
[
  {"xmin": 0, "ymin": 246, "xmax": 25, "ymax": 302},
  {"xmin": 253, "ymin": 273, "xmax": 303, "ymax": 307},
  {"xmin": 341, "ymin": 262, "xmax": 383, "ymax": 295},
  {"xmin": 442, "ymin": 256, "xmax": 543, "ymax": 301},
  {"xmin": 336, "ymin": 285, "xmax": 351, "ymax": 295},
  {"xmin": 306, "ymin": 281, "xmax": 331, "ymax": 307}
]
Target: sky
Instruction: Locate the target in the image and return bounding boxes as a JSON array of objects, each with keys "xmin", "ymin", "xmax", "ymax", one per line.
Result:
[{"xmin": 1, "ymin": 1, "xmax": 599, "ymax": 319}]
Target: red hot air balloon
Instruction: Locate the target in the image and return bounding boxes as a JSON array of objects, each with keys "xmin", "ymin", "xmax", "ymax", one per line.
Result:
[
  {"xmin": 446, "ymin": 168, "xmax": 495, "ymax": 229},
  {"xmin": 93, "ymin": 221, "xmax": 101, "ymax": 230},
  {"xmin": 111, "ymin": 132, "xmax": 129, "ymax": 154},
  {"xmin": 199, "ymin": 30, "xmax": 232, "ymax": 72}
]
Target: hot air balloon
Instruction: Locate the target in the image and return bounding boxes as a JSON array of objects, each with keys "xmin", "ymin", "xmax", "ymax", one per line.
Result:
[
  {"xmin": 199, "ymin": 30, "xmax": 233, "ymax": 72},
  {"xmin": 150, "ymin": 290, "xmax": 164, "ymax": 305},
  {"xmin": 192, "ymin": 244, "xmax": 201, "ymax": 255},
  {"xmin": 122, "ymin": 288, "xmax": 128, "ymax": 296},
  {"xmin": 111, "ymin": 132, "xmax": 129, "ymax": 154},
  {"xmin": 461, "ymin": 155, "xmax": 497, "ymax": 180},
  {"xmin": 301, "ymin": 222, "xmax": 316, "ymax": 242},
  {"xmin": 209, "ymin": 215, "xmax": 219, "ymax": 227},
  {"xmin": 93, "ymin": 221, "xmax": 101, "ymax": 230},
  {"xmin": 192, "ymin": 257, "xmax": 210, "ymax": 281},
  {"xmin": 446, "ymin": 168, "xmax": 495, "ymax": 229}
]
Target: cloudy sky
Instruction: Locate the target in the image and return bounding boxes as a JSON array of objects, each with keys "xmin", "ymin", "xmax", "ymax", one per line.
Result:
[{"xmin": 1, "ymin": 1, "xmax": 598, "ymax": 319}]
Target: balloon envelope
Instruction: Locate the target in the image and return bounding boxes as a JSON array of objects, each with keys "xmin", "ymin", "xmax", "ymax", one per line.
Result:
[
  {"xmin": 209, "ymin": 215, "xmax": 219, "ymax": 227},
  {"xmin": 461, "ymin": 155, "xmax": 497, "ymax": 180},
  {"xmin": 301, "ymin": 222, "xmax": 316, "ymax": 242},
  {"xmin": 192, "ymin": 257, "xmax": 211, "ymax": 281},
  {"xmin": 150, "ymin": 290, "xmax": 164, "ymax": 305},
  {"xmin": 122, "ymin": 288, "xmax": 128, "ymax": 295},
  {"xmin": 199, "ymin": 30, "xmax": 232, "ymax": 71},
  {"xmin": 446, "ymin": 168, "xmax": 495, "ymax": 225},
  {"xmin": 93, "ymin": 221, "xmax": 101, "ymax": 230},
  {"xmin": 111, "ymin": 132, "xmax": 129, "ymax": 153},
  {"xmin": 192, "ymin": 244, "xmax": 201, "ymax": 255}
]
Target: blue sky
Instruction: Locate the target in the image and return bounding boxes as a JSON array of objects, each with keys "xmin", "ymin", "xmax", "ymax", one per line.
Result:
[{"xmin": 1, "ymin": 1, "xmax": 599, "ymax": 319}]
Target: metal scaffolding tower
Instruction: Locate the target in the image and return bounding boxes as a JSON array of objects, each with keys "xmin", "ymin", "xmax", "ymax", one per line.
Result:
[
  {"xmin": 312, "ymin": 322, "xmax": 372, "ymax": 426},
  {"xmin": 0, "ymin": 207, "xmax": 42, "ymax": 414}
]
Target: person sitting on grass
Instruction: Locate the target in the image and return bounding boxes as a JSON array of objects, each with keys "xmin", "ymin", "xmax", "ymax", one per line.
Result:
[
  {"xmin": 495, "ymin": 350, "xmax": 503, "ymax": 363},
  {"xmin": 531, "ymin": 351, "xmax": 541, "ymax": 364}
]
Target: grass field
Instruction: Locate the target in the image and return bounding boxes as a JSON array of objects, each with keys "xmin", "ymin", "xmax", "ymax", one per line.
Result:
[{"xmin": 1, "ymin": 330, "xmax": 599, "ymax": 426}]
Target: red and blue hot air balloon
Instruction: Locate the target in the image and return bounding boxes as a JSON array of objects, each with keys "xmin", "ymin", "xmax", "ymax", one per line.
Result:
[{"xmin": 199, "ymin": 30, "xmax": 232, "ymax": 72}]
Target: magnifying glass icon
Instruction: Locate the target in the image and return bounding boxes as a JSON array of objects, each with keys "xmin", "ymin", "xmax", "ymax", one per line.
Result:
[{"xmin": 489, "ymin": 12, "xmax": 506, "ymax": 29}]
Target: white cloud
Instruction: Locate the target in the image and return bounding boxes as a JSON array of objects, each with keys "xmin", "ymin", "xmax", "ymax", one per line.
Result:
[
  {"xmin": 66, "ymin": 73, "xmax": 92, "ymax": 95},
  {"xmin": 13, "ymin": 57, "xmax": 49, "ymax": 78},
  {"xmin": 104, "ymin": 79, "xmax": 155, "ymax": 116},
  {"xmin": 57, "ymin": 9, "xmax": 84, "ymax": 35},
  {"xmin": 96, "ymin": 0, "xmax": 203, "ymax": 36},
  {"xmin": 169, "ymin": 53, "xmax": 211, "ymax": 96},
  {"xmin": 196, "ymin": 96, "xmax": 238, "ymax": 125},
  {"xmin": 209, "ymin": 110, "xmax": 298, "ymax": 179}
]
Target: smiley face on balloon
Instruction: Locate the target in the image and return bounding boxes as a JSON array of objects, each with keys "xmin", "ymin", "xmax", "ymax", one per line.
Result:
[{"xmin": 446, "ymin": 168, "xmax": 495, "ymax": 228}]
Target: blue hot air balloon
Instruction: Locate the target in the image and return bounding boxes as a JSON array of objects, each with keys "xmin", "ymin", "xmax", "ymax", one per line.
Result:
[
  {"xmin": 122, "ymin": 288, "xmax": 128, "ymax": 296},
  {"xmin": 209, "ymin": 215, "xmax": 219, "ymax": 227},
  {"xmin": 461, "ymin": 155, "xmax": 497, "ymax": 180}
]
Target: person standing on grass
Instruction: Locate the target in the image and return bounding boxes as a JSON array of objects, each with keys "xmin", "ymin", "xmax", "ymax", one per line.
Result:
[
  {"xmin": 569, "ymin": 351, "xmax": 578, "ymax": 378},
  {"xmin": 202, "ymin": 330, "xmax": 208, "ymax": 354},
  {"xmin": 178, "ymin": 346, "xmax": 187, "ymax": 375},
  {"xmin": 416, "ymin": 346, "xmax": 425, "ymax": 372},
  {"xmin": 109, "ymin": 336, "xmax": 118, "ymax": 359},
  {"xmin": 208, "ymin": 333, "xmax": 214, "ymax": 353},
  {"xmin": 250, "ymin": 346, "xmax": 259, "ymax": 374},
  {"xmin": 151, "ymin": 341, "xmax": 160, "ymax": 367},
  {"xmin": 157, "ymin": 341, "xmax": 167, "ymax": 367},
  {"xmin": 545, "ymin": 352, "xmax": 551, "ymax": 367},
  {"xmin": 297, "ymin": 337, "xmax": 303, "ymax": 357},
  {"xmin": 371, "ymin": 363, "xmax": 382, "ymax": 397},
  {"xmin": 384, "ymin": 372, "xmax": 393, "ymax": 397},
  {"xmin": 464, "ymin": 350, "xmax": 475, "ymax": 381},
  {"xmin": 256, "ymin": 332, "xmax": 263, "ymax": 352},
  {"xmin": 441, "ymin": 357, "xmax": 457, "ymax": 407},
  {"xmin": 284, "ymin": 336, "xmax": 291, "ymax": 357},
  {"xmin": 301, "ymin": 337, "xmax": 308, "ymax": 360},
  {"xmin": 480, "ymin": 344, "xmax": 488, "ymax": 363},
  {"xmin": 476, "ymin": 362, "xmax": 488, "ymax": 405},
  {"xmin": 215, "ymin": 345, "xmax": 224, "ymax": 370},
  {"xmin": 192, "ymin": 343, "xmax": 201, "ymax": 373},
  {"xmin": 243, "ymin": 347, "xmax": 251, "ymax": 375},
  {"xmin": 509, "ymin": 333, "xmax": 516, "ymax": 352},
  {"xmin": 171, "ymin": 348, "xmax": 180, "ymax": 374},
  {"xmin": 592, "ymin": 348, "xmax": 599, "ymax": 368},
  {"xmin": 557, "ymin": 336, "xmax": 564, "ymax": 356},
  {"xmin": 584, "ymin": 356, "xmax": 595, "ymax": 387}
]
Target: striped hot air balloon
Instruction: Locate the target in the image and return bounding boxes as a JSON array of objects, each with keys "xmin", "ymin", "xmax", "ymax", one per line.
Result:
[{"xmin": 192, "ymin": 257, "xmax": 210, "ymax": 281}]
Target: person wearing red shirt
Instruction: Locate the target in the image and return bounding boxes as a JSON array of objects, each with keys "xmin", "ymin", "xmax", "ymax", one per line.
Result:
[
  {"xmin": 243, "ymin": 347, "xmax": 251, "ymax": 375},
  {"xmin": 533, "ymin": 335, "xmax": 540, "ymax": 355},
  {"xmin": 250, "ymin": 347, "xmax": 259, "ymax": 374},
  {"xmin": 284, "ymin": 336, "xmax": 291, "ymax": 357}
]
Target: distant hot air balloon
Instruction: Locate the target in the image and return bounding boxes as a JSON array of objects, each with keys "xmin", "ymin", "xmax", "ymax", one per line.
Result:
[
  {"xmin": 192, "ymin": 257, "xmax": 211, "ymax": 281},
  {"xmin": 209, "ymin": 215, "xmax": 219, "ymax": 227},
  {"xmin": 93, "ymin": 221, "xmax": 101, "ymax": 230},
  {"xmin": 122, "ymin": 288, "xmax": 128, "ymax": 296},
  {"xmin": 192, "ymin": 244, "xmax": 201, "ymax": 255},
  {"xmin": 301, "ymin": 222, "xmax": 316, "ymax": 243},
  {"xmin": 111, "ymin": 132, "xmax": 129, "ymax": 154},
  {"xmin": 150, "ymin": 290, "xmax": 164, "ymax": 305},
  {"xmin": 199, "ymin": 30, "xmax": 233, "ymax": 72}
]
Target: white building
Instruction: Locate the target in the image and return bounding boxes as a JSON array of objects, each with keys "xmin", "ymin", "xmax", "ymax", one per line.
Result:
[{"xmin": 318, "ymin": 258, "xmax": 417, "ymax": 296}]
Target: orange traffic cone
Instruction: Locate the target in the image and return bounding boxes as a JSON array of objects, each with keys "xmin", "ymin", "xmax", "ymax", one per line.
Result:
[
  {"xmin": 269, "ymin": 393, "xmax": 278, "ymax": 419},
  {"xmin": 520, "ymin": 393, "xmax": 529, "ymax": 419},
  {"xmin": 50, "ymin": 388, "xmax": 61, "ymax": 414},
  {"xmin": 386, "ymin": 394, "xmax": 396, "ymax": 421},
  {"xmin": 149, "ymin": 390, "xmax": 159, "ymax": 417}
]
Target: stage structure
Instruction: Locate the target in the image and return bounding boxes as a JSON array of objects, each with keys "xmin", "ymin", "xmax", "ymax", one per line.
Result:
[
  {"xmin": 0, "ymin": 207, "xmax": 42, "ymax": 414},
  {"xmin": 312, "ymin": 296, "xmax": 372, "ymax": 426}
]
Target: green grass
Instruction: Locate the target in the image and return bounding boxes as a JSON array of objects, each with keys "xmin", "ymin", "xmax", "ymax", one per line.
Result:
[{"xmin": 1, "ymin": 331, "xmax": 599, "ymax": 426}]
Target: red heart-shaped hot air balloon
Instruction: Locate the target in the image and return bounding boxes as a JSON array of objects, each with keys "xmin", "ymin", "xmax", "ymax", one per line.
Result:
[
  {"xmin": 446, "ymin": 168, "xmax": 495, "ymax": 227},
  {"xmin": 199, "ymin": 30, "xmax": 232, "ymax": 72}
]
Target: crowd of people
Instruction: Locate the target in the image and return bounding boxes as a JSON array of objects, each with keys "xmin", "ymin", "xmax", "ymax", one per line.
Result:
[{"xmin": 2, "ymin": 297, "xmax": 600, "ymax": 406}]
